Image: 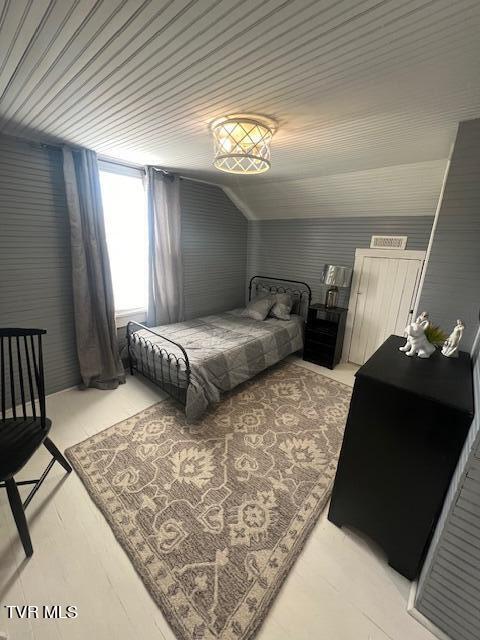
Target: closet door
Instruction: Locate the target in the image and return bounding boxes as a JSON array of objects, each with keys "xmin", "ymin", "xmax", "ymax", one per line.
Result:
[{"xmin": 348, "ymin": 252, "xmax": 424, "ymax": 365}]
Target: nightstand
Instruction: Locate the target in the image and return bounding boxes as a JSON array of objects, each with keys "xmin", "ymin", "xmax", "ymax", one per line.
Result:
[{"xmin": 303, "ymin": 303, "xmax": 347, "ymax": 369}]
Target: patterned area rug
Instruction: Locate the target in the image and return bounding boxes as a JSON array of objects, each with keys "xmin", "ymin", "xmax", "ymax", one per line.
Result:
[{"xmin": 66, "ymin": 361, "xmax": 351, "ymax": 640}]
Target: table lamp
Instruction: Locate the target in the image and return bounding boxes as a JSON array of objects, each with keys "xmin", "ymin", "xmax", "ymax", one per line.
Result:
[{"xmin": 322, "ymin": 264, "xmax": 352, "ymax": 308}]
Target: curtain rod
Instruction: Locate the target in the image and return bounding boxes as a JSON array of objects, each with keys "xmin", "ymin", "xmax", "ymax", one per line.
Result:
[
  {"xmin": 99, "ymin": 155, "xmax": 173, "ymax": 179},
  {"xmin": 97, "ymin": 153, "xmax": 146, "ymax": 172},
  {"xmin": 98, "ymin": 154, "xmax": 223, "ymax": 188},
  {"xmin": 2, "ymin": 133, "xmax": 219, "ymax": 187}
]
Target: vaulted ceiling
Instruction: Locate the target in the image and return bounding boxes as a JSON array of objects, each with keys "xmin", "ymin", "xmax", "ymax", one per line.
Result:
[{"xmin": 1, "ymin": 0, "xmax": 479, "ymax": 219}]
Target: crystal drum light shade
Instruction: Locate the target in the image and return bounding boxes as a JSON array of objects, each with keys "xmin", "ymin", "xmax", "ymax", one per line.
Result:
[
  {"xmin": 211, "ymin": 114, "xmax": 275, "ymax": 174},
  {"xmin": 322, "ymin": 265, "xmax": 353, "ymax": 288}
]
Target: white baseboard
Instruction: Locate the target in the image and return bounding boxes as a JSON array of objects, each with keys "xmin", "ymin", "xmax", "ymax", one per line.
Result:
[{"xmin": 407, "ymin": 581, "xmax": 451, "ymax": 640}]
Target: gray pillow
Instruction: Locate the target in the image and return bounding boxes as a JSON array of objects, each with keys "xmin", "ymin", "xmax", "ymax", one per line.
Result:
[
  {"xmin": 269, "ymin": 292, "xmax": 294, "ymax": 320},
  {"xmin": 241, "ymin": 295, "xmax": 275, "ymax": 321}
]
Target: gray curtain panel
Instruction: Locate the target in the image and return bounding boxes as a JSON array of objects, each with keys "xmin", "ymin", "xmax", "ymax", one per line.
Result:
[
  {"xmin": 146, "ymin": 167, "xmax": 184, "ymax": 326},
  {"xmin": 62, "ymin": 146, "xmax": 125, "ymax": 389}
]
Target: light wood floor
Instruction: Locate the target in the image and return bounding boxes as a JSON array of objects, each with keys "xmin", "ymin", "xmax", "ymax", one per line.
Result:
[{"xmin": 0, "ymin": 358, "xmax": 436, "ymax": 640}]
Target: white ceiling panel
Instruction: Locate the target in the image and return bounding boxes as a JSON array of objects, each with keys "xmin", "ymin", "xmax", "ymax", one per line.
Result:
[
  {"xmin": 0, "ymin": 0, "xmax": 479, "ymax": 219},
  {"xmin": 231, "ymin": 159, "xmax": 447, "ymax": 219}
]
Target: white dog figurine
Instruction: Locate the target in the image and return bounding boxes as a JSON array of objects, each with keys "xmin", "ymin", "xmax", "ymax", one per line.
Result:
[
  {"xmin": 399, "ymin": 317, "xmax": 435, "ymax": 358},
  {"xmin": 441, "ymin": 319, "xmax": 464, "ymax": 358},
  {"xmin": 399, "ymin": 312, "xmax": 428, "ymax": 355}
]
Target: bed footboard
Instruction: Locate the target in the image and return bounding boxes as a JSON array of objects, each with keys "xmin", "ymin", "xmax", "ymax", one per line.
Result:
[{"xmin": 126, "ymin": 321, "xmax": 191, "ymax": 407}]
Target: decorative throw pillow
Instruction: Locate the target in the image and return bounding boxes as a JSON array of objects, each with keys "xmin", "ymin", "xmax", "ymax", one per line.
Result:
[
  {"xmin": 269, "ymin": 292, "xmax": 294, "ymax": 320},
  {"xmin": 241, "ymin": 295, "xmax": 275, "ymax": 321}
]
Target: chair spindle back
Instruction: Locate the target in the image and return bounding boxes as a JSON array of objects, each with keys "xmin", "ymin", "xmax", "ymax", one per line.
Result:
[{"xmin": 0, "ymin": 329, "xmax": 47, "ymax": 427}]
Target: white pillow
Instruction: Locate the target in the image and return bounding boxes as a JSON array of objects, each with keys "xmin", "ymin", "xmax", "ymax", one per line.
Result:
[
  {"xmin": 269, "ymin": 293, "xmax": 294, "ymax": 320},
  {"xmin": 241, "ymin": 295, "xmax": 275, "ymax": 321}
]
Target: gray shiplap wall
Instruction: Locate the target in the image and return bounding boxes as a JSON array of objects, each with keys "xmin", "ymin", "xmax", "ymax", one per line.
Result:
[
  {"xmin": 414, "ymin": 119, "xmax": 480, "ymax": 639},
  {"xmin": 247, "ymin": 216, "xmax": 433, "ymax": 307},
  {"xmin": 418, "ymin": 119, "xmax": 480, "ymax": 351},
  {"xmin": 416, "ymin": 340, "xmax": 480, "ymax": 640},
  {"xmin": 181, "ymin": 179, "xmax": 247, "ymax": 319},
  {"xmin": 0, "ymin": 134, "xmax": 79, "ymax": 394}
]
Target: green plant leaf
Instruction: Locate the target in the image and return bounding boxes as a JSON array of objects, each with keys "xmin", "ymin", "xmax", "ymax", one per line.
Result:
[{"xmin": 425, "ymin": 324, "xmax": 448, "ymax": 346}]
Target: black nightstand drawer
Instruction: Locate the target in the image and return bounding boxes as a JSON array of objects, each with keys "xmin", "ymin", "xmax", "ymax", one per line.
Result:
[
  {"xmin": 307, "ymin": 318, "xmax": 338, "ymax": 333},
  {"xmin": 303, "ymin": 344, "xmax": 335, "ymax": 367},
  {"xmin": 305, "ymin": 327, "xmax": 336, "ymax": 346}
]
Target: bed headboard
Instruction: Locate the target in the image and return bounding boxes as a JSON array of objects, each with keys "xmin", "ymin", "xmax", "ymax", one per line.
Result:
[{"xmin": 248, "ymin": 276, "xmax": 312, "ymax": 319}]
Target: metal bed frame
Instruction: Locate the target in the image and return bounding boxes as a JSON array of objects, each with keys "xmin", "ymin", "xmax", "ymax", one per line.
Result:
[{"xmin": 127, "ymin": 276, "xmax": 312, "ymax": 410}]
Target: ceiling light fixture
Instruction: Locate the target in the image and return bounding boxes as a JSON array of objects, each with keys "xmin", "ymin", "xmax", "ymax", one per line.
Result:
[{"xmin": 210, "ymin": 114, "xmax": 276, "ymax": 174}]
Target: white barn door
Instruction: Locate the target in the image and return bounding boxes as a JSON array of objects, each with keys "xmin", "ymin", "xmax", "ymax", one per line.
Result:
[{"xmin": 345, "ymin": 249, "xmax": 425, "ymax": 365}]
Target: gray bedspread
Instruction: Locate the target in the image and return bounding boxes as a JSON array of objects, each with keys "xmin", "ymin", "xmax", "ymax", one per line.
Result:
[{"xmin": 131, "ymin": 309, "xmax": 304, "ymax": 420}]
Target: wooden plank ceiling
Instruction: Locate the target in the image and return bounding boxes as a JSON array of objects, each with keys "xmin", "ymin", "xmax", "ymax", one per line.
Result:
[{"xmin": 1, "ymin": 0, "xmax": 479, "ymax": 219}]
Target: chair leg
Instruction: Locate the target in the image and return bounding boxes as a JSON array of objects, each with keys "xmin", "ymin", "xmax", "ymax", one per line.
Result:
[
  {"xmin": 5, "ymin": 478, "xmax": 33, "ymax": 557},
  {"xmin": 43, "ymin": 437, "xmax": 72, "ymax": 474}
]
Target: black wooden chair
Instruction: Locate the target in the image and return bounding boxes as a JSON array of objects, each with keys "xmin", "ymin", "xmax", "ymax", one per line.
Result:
[{"xmin": 0, "ymin": 328, "xmax": 72, "ymax": 557}]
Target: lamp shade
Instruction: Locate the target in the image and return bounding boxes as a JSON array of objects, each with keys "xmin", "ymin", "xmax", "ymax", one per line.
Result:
[{"xmin": 322, "ymin": 264, "xmax": 352, "ymax": 288}]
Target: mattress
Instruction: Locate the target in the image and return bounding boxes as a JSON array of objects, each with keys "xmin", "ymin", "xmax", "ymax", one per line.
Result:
[{"xmin": 129, "ymin": 309, "xmax": 304, "ymax": 420}]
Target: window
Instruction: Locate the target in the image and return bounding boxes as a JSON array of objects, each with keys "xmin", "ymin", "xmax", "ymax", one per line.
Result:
[{"xmin": 99, "ymin": 163, "xmax": 148, "ymax": 318}]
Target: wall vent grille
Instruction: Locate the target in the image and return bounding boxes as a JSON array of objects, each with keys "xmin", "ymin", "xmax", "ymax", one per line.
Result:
[{"xmin": 370, "ymin": 235, "xmax": 407, "ymax": 249}]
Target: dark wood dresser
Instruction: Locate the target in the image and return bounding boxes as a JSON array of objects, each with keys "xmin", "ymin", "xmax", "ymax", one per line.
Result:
[{"xmin": 328, "ymin": 335, "xmax": 474, "ymax": 580}]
